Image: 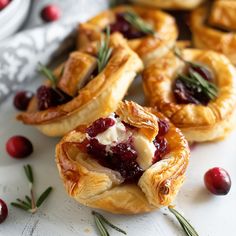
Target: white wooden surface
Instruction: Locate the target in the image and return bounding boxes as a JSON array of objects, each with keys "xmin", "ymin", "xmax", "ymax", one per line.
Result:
[{"xmin": 0, "ymin": 76, "xmax": 236, "ymax": 236}]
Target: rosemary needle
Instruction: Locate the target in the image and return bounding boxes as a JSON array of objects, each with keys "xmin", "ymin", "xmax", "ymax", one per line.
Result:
[
  {"xmin": 168, "ymin": 206, "xmax": 199, "ymax": 236},
  {"xmin": 97, "ymin": 27, "xmax": 113, "ymax": 73},
  {"xmin": 92, "ymin": 211, "xmax": 126, "ymax": 235}
]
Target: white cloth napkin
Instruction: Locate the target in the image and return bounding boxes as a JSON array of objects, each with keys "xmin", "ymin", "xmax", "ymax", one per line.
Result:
[{"xmin": 0, "ymin": 0, "xmax": 108, "ymax": 103}]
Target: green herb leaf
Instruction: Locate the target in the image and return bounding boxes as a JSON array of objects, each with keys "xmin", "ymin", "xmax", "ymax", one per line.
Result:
[
  {"xmin": 92, "ymin": 211, "xmax": 126, "ymax": 235},
  {"xmin": 38, "ymin": 63, "xmax": 57, "ymax": 88},
  {"xmin": 94, "ymin": 214, "xmax": 110, "ymax": 236},
  {"xmin": 24, "ymin": 165, "xmax": 34, "ymax": 184},
  {"xmin": 25, "ymin": 195, "xmax": 32, "ymax": 205},
  {"xmin": 16, "ymin": 198, "xmax": 31, "ymax": 209},
  {"xmin": 123, "ymin": 11, "xmax": 155, "ymax": 35},
  {"xmin": 168, "ymin": 206, "xmax": 199, "ymax": 236},
  {"xmin": 174, "ymin": 47, "xmax": 218, "ymax": 101},
  {"xmin": 36, "ymin": 187, "xmax": 53, "ymax": 208},
  {"xmin": 190, "ymin": 70, "xmax": 218, "ymax": 99},
  {"xmin": 11, "ymin": 202, "xmax": 31, "ymax": 211},
  {"xmin": 97, "ymin": 27, "xmax": 113, "ymax": 73}
]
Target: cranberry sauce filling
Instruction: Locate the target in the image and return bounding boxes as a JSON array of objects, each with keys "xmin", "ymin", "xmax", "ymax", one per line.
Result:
[
  {"xmin": 153, "ymin": 119, "xmax": 169, "ymax": 163},
  {"xmin": 80, "ymin": 116, "xmax": 170, "ymax": 181},
  {"xmin": 109, "ymin": 13, "xmax": 146, "ymax": 39},
  {"xmin": 173, "ymin": 65, "xmax": 214, "ymax": 105},
  {"xmin": 36, "ymin": 85, "xmax": 72, "ymax": 111}
]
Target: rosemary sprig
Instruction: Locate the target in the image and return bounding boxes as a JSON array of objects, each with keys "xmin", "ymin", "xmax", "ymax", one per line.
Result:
[
  {"xmin": 168, "ymin": 206, "xmax": 199, "ymax": 236},
  {"xmin": 38, "ymin": 63, "xmax": 57, "ymax": 88},
  {"xmin": 174, "ymin": 47, "xmax": 218, "ymax": 100},
  {"xmin": 97, "ymin": 27, "xmax": 113, "ymax": 73},
  {"xmin": 123, "ymin": 11, "xmax": 155, "ymax": 35},
  {"xmin": 92, "ymin": 211, "xmax": 126, "ymax": 236},
  {"xmin": 11, "ymin": 165, "xmax": 53, "ymax": 214}
]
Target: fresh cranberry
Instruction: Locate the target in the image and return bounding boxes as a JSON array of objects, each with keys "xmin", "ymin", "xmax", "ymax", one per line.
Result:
[
  {"xmin": 204, "ymin": 167, "xmax": 231, "ymax": 195},
  {"xmin": 0, "ymin": 199, "xmax": 8, "ymax": 224},
  {"xmin": 6, "ymin": 135, "xmax": 33, "ymax": 158},
  {"xmin": 189, "ymin": 64, "xmax": 213, "ymax": 82},
  {"xmin": 0, "ymin": 0, "xmax": 10, "ymax": 10},
  {"xmin": 87, "ymin": 118, "xmax": 115, "ymax": 137},
  {"xmin": 41, "ymin": 5, "xmax": 61, "ymax": 22},
  {"xmin": 13, "ymin": 90, "xmax": 34, "ymax": 111},
  {"xmin": 158, "ymin": 120, "xmax": 169, "ymax": 136},
  {"xmin": 110, "ymin": 13, "xmax": 146, "ymax": 39}
]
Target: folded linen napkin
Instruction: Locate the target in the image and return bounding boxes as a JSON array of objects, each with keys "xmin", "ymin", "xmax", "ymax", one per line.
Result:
[{"xmin": 0, "ymin": 0, "xmax": 108, "ymax": 103}]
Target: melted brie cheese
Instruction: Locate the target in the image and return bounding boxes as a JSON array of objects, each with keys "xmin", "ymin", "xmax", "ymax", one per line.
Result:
[
  {"xmin": 133, "ymin": 133, "xmax": 156, "ymax": 170},
  {"xmin": 95, "ymin": 115, "xmax": 131, "ymax": 145}
]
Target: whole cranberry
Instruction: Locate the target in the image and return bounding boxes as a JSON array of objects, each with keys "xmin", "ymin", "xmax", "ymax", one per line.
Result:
[
  {"xmin": 0, "ymin": 199, "xmax": 8, "ymax": 224},
  {"xmin": 6, "ymin": 136, "xmax": 33, "ymax": 159},
  {"xmin": 41, "ymin": 4, "xmax": 61, "ymax": 22},
  {"xmin": 13, "ymin": 90, "xmax": 34, "ymax": 111},
  {"xmin": 204, "ymin": 167, "xmax": 231, "ymax": 195},
  {"xmin": 0, "ymin": 0, "xmax": 10, "ymax": 10}
]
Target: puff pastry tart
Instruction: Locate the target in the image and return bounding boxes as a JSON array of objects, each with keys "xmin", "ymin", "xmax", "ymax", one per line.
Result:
[
  {"xmin": 129, "ymin": 0, "xmax": 205, "ymax": 10},
  {"xmin": 56, "ymin": 101, "xmax": 190, "ymax": 214},
  {"xmin": 77, "ymin": 5, "xmax": 178, "ymax": 64},
  {"xmin": 17, "ymin": 33, "xmax": 143, "ymax": 137},
  {"xmin": 143, "ymin": 49, "xmax": 236, "ymax": 143},
  {"xmin": 191, "ymin": 4, "xmax": 236, "ymax": 65}
]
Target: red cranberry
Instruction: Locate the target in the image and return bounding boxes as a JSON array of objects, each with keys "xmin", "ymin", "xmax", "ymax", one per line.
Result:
[
  {"xmin": 0, "ymin": 199, "xmax": 8, "ymax": 224},
  {"xmin": 0, "ymin": 0, "xmax": 10, "ymax": 10},
  {"xmin": 204, "ymin": 167, "xmax": 231, "ymax": 195},
  {"xmin": 41, "ymin": 5, "xmax": 61, "ymax": 22},
  {"xmin": 13, "ymin": 90, "xmax": 34, "ymax": 111},
  {"xmin": 158, "ymin": 120, "xmax": 169, "ymax": 136},
  {"xmin": 87, "ymin": 118, "xmax": 115, "ymax": 137},
  {"xmin": 6, "ymin": 135, "xmax": 33, "ymax": 158}
]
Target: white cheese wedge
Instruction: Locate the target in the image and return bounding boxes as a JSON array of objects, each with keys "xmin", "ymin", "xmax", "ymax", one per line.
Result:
[{"xmin": 133, "ymin": 133, "xmax": 156, "ymax": 170}]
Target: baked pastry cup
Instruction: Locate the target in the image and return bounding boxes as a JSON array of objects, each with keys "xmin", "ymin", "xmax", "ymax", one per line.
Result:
[
  {"xmin": 208, "ymin": 0, "xmax": 236, "ymax": 31},
  {"xmin": 143, "ymin": 49, "xmax": 236, "ymax": 143},
  {"xmin": 56, "ymin": 101, "xmax": 190, "ymax": 214},
  {"xmin": 191, "ymin": 4, "xmax": 236, "ymax": 65},
  {"xmin": 17, "ymin": 33, "xmax": 143, "ymax": 137},
  {"xmin": 77, "ymin": 5, "xmax": 178, "ymax": 64},
  {"xmin": 129, "ymin": 0, "xmax": 205, "ymax": 10}
]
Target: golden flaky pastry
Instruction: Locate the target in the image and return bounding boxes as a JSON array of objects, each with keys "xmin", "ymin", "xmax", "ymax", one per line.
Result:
[
  {"xmin": 209, "ymin": 0, "xmax": 236, "ymax": 31},
  {"xmin": 17, "ymin": 33, "xmax": 143, "ymax": 136},
  {"xmin": 77, "ymin": 5, "xmax": 178, "ymax": 64},
  {"xmin": 143, "ymin": 49, "xmax": 236, "ymax": 143},
  {"xmin": 191, "ymin": 5, "xmax": 236, "ymax": 65},
  {"xmin": 56, "ymin": 101, "xmax": 190, "ymax": 214},
  {"xmin": 130, "ymin": 0, "xmax": 205, "ymax": 10}
]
